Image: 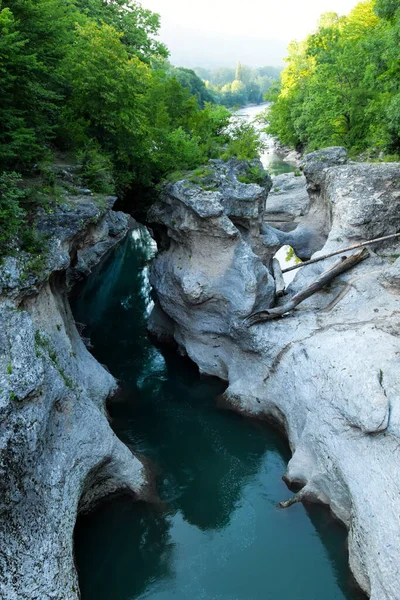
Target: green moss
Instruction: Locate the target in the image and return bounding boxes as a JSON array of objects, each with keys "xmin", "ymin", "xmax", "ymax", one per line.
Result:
[
  {"xmin": 35, "ymin": 330, "xmax": 73, "ymax": 388},
  {"xmin": 7, "ymin": 364, "xmax": 12, "ymax": 375},
  {"xmin": 286, "ymin": 246, "xmax": 302, "ymax": 264}
]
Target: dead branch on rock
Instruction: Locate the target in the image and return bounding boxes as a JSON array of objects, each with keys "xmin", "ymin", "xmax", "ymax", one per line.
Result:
[
  {"xmin": 245, "ymin": 248, "xmax": 369, "ymax": 327},
  {"xmin": 282, "ymin": 232, "xmax": 400, "ymax": 273},
  {"xmin": 272, "ymin": 258, "xmax": 286, "ymax": 297},
  {"xmin": 279, "ymin": 490, "xmax": 306, "ymax": 509}
]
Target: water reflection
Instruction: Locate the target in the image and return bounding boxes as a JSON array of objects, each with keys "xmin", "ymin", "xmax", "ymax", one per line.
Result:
[{"xmin": 72, "ymin": 229, "xmax": 363, "ymax": 600}]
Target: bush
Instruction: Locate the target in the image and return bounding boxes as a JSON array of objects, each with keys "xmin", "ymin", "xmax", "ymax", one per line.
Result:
[
  {"xmin": 237, "ymin": 165, "xmax": 268, "ymax": 185},
  {"xmin": 77, "ymin": 144, "xmax": 115, "ymax": 194},
  {"xmin": 0, "ymin": 172, "xmax": 25, "ymax": 255},
  {"xmin": 222, "ymin": 122, "xmax": 266, "ymax": 161}
]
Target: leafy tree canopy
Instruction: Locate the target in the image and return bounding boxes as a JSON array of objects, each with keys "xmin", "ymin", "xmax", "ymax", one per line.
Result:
[
  {"xmin": 0, "ymin": 0, "xmax": 266, "ymax": 255},
  {"xmin": 268, "ymin": 0, "xmax": 400, "ymax": 157}
]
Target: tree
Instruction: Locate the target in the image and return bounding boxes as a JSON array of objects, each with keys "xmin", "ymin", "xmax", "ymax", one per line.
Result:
[
  {"xmin": 235, "ymin": 60, "xmax": 243, "ymax": 82},
  {"xmin": 73, "ymin": 0, "xmax": 168, "ymax": 61},
  {"xmin": 267, "ymin": 0, "xmax": 397, "ymax": 155},
  {"xmin": 173, "ymin": 67, "xmax": 214, "ymax": 107}
]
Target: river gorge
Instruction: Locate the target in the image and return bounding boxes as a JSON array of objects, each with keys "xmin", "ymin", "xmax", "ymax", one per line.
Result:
[
  {"xmin": 72, "ymin": 225, "xmax": 363, "ymax": 600},
  {"xmin": 71, "ymin": 107, "xmax": 363, "ymax": 600},
  {"xmin": 1, "ymin": 106, "xmax": 400, "ymax": 600}
]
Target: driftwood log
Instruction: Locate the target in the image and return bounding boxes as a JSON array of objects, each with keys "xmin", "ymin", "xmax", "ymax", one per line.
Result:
[
  {"xmin": 245, "ymin": 248, "xmax": 370, "ymax": 327},
  {"xmin": 279, "ymin": 490, "xmax": 307, "ymax": 509},
  {"xmin": 272, "ymin": 258, "xmax": 286, "ymax": 297},
  {"xmin": 282, "ymin": 231, "xmax": 400, "ymax": 273}
]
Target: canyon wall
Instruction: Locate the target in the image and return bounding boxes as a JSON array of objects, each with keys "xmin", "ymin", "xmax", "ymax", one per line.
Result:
[
  {"xmin": 0, "ymin": 192, "xmax": 148, "ymax": 600},
  {"xmin": 148, "ymin": 152, "xmax": 400, "ymax": 600}
]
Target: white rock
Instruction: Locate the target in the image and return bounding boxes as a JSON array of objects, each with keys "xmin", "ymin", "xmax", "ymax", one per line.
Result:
[{"xmin": 149, "ymin": 150, "xmax": 400, "ymax": 600}]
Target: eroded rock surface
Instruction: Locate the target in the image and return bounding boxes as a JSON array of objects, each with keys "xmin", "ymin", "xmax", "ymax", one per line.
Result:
[
  {"xmin": 264, "ymin": 172, "xmax": 309, "ymax": 231},
  {"xmin": 149, "ymin": 151, "xmax": 400, "ymax": 600},
  {"xmin": 0, "ymin": 195, "xmax": 147, "ymax": 600}
]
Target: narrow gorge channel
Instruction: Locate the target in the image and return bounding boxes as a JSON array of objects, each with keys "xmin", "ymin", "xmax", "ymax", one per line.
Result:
[{"xmin": 71, "ymin": 226, "xmax": 364, "ymax": 600}]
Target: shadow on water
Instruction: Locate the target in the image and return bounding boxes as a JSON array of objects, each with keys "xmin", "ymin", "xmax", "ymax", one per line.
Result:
[{"xmin": 72, "ymin": 227, "xmax": 365, "ymax": 600}]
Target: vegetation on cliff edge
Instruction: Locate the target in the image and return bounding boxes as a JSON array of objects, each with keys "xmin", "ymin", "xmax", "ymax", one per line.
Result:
[
  {"xmin": 0, "ymin": 0, "xmax": 261, "ymax": 256},
  {"xmin": 267, "ymin": 0, "xmax": 400, "ymax": 158}
]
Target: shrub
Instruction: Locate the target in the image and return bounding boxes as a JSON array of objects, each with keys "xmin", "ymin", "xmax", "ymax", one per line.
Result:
[
  {"xmin": 77, "ymin": 144, "xmax": 115, "ymax": 194},
  {"xmin": 222, "ymin": 122, "xmax": 266, "ymax": 161},
  {"xmin": 0, "ymin": 172, "xmax": 25, "ymax": 255},
  {"xmin": 237, "ymin": 165, "xmax": 268, "ymax": 185}
]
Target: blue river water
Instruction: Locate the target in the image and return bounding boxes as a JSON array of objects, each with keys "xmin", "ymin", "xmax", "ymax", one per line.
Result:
[{"xmin": 71, "ymin": 225, "xmax": 364, "ymax": 600}]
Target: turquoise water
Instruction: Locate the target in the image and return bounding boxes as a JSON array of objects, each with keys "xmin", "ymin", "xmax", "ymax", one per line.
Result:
[{"xmin": 72, "ymin": 228, "xmax": 364, "ymax": 600}]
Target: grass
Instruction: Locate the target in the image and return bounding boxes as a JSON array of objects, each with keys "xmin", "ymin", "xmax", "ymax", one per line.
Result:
[{"xmin": 237, "ymin": 165, "xmax": 268, "ymax": 186}]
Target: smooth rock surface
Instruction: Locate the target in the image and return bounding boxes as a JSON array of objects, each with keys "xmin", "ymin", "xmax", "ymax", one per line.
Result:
[
  {"xmin": 261, "ymin": 148, "xmax": 351, "ymax": 260},
  {"xmin": 149, "ymin": 150, "xmax": 400, "ymax": 600},
  {"xmin": 0, "ymin": 195, "xmax": 147, "ymax": 600},
  {"xmin": 265, "ymin": 173, "xmax": 309, "ymax": 230}
]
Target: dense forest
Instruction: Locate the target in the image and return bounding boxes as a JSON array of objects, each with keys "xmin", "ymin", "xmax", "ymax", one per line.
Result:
[
  {"xmin": 0, "ymin": 0, "xmax": 265, "ymax": 255},
  {"xmin": 194, "ymin": 64, "xmax": 282, "ymax": 107},
  {"xmin": 268, "ymin": 0, "xmax": 400, "ymax": 158}
]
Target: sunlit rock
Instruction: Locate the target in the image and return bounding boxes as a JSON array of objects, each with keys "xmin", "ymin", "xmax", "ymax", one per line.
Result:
[{"xmin": 149, "ymin": 151, "xmax": 400, "ymax": 600}]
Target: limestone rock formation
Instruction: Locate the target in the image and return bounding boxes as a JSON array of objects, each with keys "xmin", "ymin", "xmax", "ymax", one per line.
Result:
[
  {"xmin": 261, "ymin": 148, "xmax": 351, "ymax": 260},
  {"xmin": 149, "ymin": 151, "xmax": 400, "ymax": 600},
  {"xmin": 264, "ymin": 172, "xmax": 309, "ymax": 231},
  {"xmin": 0, "ymin": 194, "xmax": 147, "ymax": 600}
]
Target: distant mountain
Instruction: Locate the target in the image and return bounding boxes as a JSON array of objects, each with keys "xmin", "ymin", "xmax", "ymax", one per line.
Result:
[{"xmin": 159, "ymin": 23, "xmax": 288, "ymax": 68}]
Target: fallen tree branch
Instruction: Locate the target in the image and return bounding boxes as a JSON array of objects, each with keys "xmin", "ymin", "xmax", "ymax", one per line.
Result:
[
  {"xmin": 282, "ymin": 232, "xmax": 400, "ymax": 273},
  {"xmin": 245, "ymin": 248, "xmax": 369, "ymax": 326},
  {"xmin": 279, "ymin": 490, "xmax": 306, "ymax": 509},
  {"xmin": 272, "ymin": 257, "xmax": 286, "ymax": 297}
]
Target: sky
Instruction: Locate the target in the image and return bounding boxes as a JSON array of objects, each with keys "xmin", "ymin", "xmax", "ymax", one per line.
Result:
[{"xmin": 141, "ymin": 0, "xmax": 361, "ymax": 67}]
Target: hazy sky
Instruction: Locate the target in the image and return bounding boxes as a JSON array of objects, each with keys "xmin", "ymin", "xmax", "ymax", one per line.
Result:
[{"xmin": 142, "ymin": 0, "xmax": 361, "ymax": 67}]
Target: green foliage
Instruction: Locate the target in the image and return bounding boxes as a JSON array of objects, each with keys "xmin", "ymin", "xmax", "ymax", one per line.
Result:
[
  {"xmin": 286, "ymin": 246, "xmax": 302, "ymax": 264},
  {"xmin": 195, "ymin": 63, "xmax": 282, "ymax": 108},
  {"xmin": 0, "ymin": 172, "xmax": 25, "ymax": 254},
  {"xmin": 0, "ymin": 0, "xmax": 228, "ymax": 186},
  {"xmin": 73, "ymin": 0, "xmax": 168, "ymax": 62},
  {"xmin": 1, "ymin": 0, "xmax": 258, "ymax": 250},
  {"xmin": 77, "ymin": 144, "xmax": 115, "ymax": 194},
  {"xmin": 374, "ymin": 0, "xmax": 399, "ymax": 20},
  {"xmin": 268, "ymin": 0, "xmax": 400, "ymax": 157},
  {"xmin": 237, "ymin": 164, "xmax": 268, "ymax": 186},
  {"xmin": 223, "ymin": 122, "xmax": 266, "ymax": 161},
  {"xmin": 20, "ymin": 226, "xmax": 46, "ymax": 254},
  {"xmin": 172, "ymin": 67, "xmax": 214, "ymax": 107}
]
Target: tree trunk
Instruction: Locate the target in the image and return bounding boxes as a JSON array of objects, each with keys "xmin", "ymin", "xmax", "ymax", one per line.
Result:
[{"xmin": 245, "ymin": 248, "xmax": 369, "ymax": 326}]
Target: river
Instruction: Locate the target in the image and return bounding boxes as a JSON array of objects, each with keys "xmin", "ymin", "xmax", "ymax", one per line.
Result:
[
  {"xmin": 235, "ymin": 103, "xmax": 297, "ymax": 175},
  {"xmin": 72, "ymin": 215, "xmax": 364, "ymax": 599}
]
